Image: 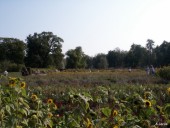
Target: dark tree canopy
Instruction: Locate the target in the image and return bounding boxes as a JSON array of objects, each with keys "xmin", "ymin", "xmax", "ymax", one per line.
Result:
[
  {"xmin": 1, "ymin": 34, "xmax": 170, "ymax": 71},
  {"xmin": 0, "ymin": 37, "xmax": 25, "ymax": 64},
  {"xmin": 66, "ymin": 46, "xmax": 86, "ymax": 69},
  {"xmin": 25, "ymin": 32, "xmax": 64, "ymax": 68},
  {"xmin": 93, "ymin": 53, "xmax": 108, "ymax": 69},
  {"xmin": 107, "ymin": 48, "xmax": 126, "ymax": 68}
]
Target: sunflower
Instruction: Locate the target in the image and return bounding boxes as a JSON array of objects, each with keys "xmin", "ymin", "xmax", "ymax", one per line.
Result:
[
  {"xmin": 31, "ymin": 94, "xmax": 38, "ymax": 101},
  {"xmin": 85, "ymin": 118, "xmax": 93, "ymax": 128},
  {"xmin": 113, "ymin": 125, "xmax": 119, "ymax": 128},
  {"xmin": 16, "ymin": 126, "xmax": 23, "ymax": 128},
  {"xmin": 112, "ymin": 110, "xmax": 118, "ymax": 116},
  {"xmin": 21, "ymin": 82, "xmax": 26, "ymax": 89},
  {"xmin": 144, "ymin": 100, "xmax": 152, "ymax": 107},
  {"xmin": 47, "ymin": 99, "xmax": 53, "ymax": 104},
  {"xmin": 9, "ymin": 78, "xmax": 16, "ymax": 87},
  {"xmin": 167, "ymin": 87, "xmax": 170, "ymax": 95},
  {"xmin": 48, "ymin": 112, "xmax": 53, "ymax": 118},
  {"xmin": 53, "ymin": 104, "xmax": 58, "ymax": 110},
  {"xmin": 144, "ymin": 92, "xmax": 152, "ymax": 99}
]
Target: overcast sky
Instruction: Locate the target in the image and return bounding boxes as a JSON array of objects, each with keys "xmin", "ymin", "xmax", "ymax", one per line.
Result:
[{"xmin": 1, "ymin": 0, "xmax": 170, "ymax": 56}]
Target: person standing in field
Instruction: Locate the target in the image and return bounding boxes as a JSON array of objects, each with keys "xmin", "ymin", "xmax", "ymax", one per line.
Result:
[
  {"xmin": 150, "ymin": 65, "xmax": 155, "ymax": 75},
  {"xmin": 4, "ymin": 70, "xmax": 8, "ymax": 76},
  {"xmin": 146, "ymin": 66, "xmax": 150, "ymax": 75},
  {"xmin": 128, "ymin": 67, "xmax": 132, "ymax": 72}
]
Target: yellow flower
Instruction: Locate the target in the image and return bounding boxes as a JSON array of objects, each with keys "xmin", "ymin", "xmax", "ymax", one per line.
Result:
[
  {"xmin": 144, "ymin": 100, "xmax": 152, "ymax": 107},
  {"xmin": 21, "ymin": 82, "xmax": 26, "ymax": 89},
  {"xmin": 112, "ymin": 110, "xmax": 118, "ymax": 116},
  {"xmin": 113, "ymin": 125, "xmax": 119, "ymax": 128},
  {"xmin": 118, "ymin": 119, "xmax": 125, "ymax": 125},
  {"xmin": 167, "ymin": 87, "xmax": 170, "ymax": 95},
  {"xmin": 86, "ymin": 118, "xmax": 93, "ymax": 128},
  {"xmin": 9, "ymin": 78, "xmax": 16, "ymax": 87},
  {"xmin": 53, "ymin": 104, "xmax": 58, "ymax": 110},
  {"xmin": 47, "ymin": 99, "xmax": 53, "ymax": 104},
  {"xmin": 31, "ymin": 94, "xmax": 38, "ymax": 101},
  {"xmin": 16, "ymin": 126, "xmax": 22, "ymax": 128},
  {"xmin": 48, "ymin": 112, "xmax": 53, "ymax": 118},
  {"xmin": 144, "ymin": 92, "xmax": 152, "ymax": 99}
]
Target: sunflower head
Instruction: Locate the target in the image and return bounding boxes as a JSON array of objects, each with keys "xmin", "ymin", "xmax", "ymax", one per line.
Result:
[
  {"xmin": 21, "ymin": 82, "xmax": 26, "ymax": 89},
  {"xmin": 48, "ymin": 112, "xmax": 53, "ymax": 118},
  {"xmin": 113, "ymin": 110, "xmax": 118, "ymax": 116},
  {"xmin": 53, "ymin": 104, "xmax": 58, "ymax": 110},
  {"xmin": 167, "ymin": 87, "xmax": 170, "ymax": 95},
  {"xmin": 47, "ymin": 99, "xmax": 53, "ymax": 104},
  {"xmin": 9, "ymin": 77, "xmax": 17, "ymax": 87},
  {"xmin": 113, "ymin": 125, "xmax": 119, "ymax": 128},
  {"xmin": 144, "ymin": 100, "xmax": 152, "ymax": 107},
  {"xmin": 85, "ymin": 118, "xmax": 92, "ymax": 128},
  {"xmin": 31, "ymin": 94, "xmax": 38, "ymax": 101},
  {"xmin": 144, "ymin": 92, "xmax": 152, "ymax": 99}
]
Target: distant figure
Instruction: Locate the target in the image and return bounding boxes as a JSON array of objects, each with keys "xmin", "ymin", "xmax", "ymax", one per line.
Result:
[
  {"xmin": 21, "ymin": 67, "xmax": 29, "ymax": 76},
  {"xmin": 150, "ymin": 65, "xmax": 155, "ymax": 75},
  {"xmin": 128, "ymin": 67, "xmax": 132, "ymax": 72},
  {"xmin": 146, "ymin": 66, "xmax": 150, "ymax": 75},
  {"xmin": 4, "ymin": 70, "xmax": 8, "ymax": 76}
]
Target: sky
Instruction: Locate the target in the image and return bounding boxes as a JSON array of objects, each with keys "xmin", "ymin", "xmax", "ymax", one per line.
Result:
[{"xmin": 1, "ymin": 0, "xmax": 170, "ymax": 56}]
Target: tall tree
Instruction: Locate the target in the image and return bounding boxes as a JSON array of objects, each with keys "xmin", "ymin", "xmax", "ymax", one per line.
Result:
[
  {"xmin": 107, "ymin": 48, "xmax": 126, "ymax": 68},
  {"xmin": 93, "ymin": 53, "xmax": 108, "ymax": 69},
  {"xmin": 84, "ymin": 55, "xmax": 93, "ymax": 69},
  {"xmin": 25, "ymin": 32, "xmax": 64, "ymax": 68},
  {"xmin": 0, "ymin": 37, "xmax": 25, "ymax": 64},
  {"xmin": 146, "ymin": 39, "xmax": 155, "ymax": 65},
  {"xmin": 155, "ymin": 41, "xmax": 170, "ymax": 66},
  {"xmin": 66, "ymin": 46, "xmax": 86, "ymax": 69},
  {"xmin": 125, "ymin": 44, "xmax": 147, "ymax": 67}
]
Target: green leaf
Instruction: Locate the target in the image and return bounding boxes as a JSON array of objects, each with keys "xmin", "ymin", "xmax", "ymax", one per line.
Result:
[
  {"xmin": 5, "ymin": 105, "xmax": 11, "ymax": 115},
  {"xmin": 21, "ymin": 119, "xmax": 28, "ymax": 126},
  {"xmin": 19, "ymin": 108, "xmax": 28, "ymax": 116},
  {"xmin": 164, "ymin": 103, "xmax": 170, "ymax": 114},
  {"xmin": 101, "ymin": 107, "xmax": 111, "ymax": 117}
]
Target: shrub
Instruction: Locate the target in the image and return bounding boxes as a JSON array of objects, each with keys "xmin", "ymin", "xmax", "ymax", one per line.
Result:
[
  {"xmin": 157, "ymin": 66, "xmax": 170, "ymax": 80},
  {"xmin": 0, "ymin": 61, "xmax": 23, "ymax": 72}
]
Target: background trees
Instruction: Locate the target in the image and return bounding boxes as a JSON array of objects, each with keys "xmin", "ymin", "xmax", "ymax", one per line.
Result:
[
  {"xmin": 0, "ymin": 38, "xmax": 25, "ymax": 71},
  {"xmin": 155, "ymin": 41, "xmax": 170, "ymax": 67},
  {"xmin": 93, "ymin": 53, "xmax": 108, "ymax": 69},
  {"xmin": 25, "ymin": 32, "xmax": 64, "ymax": 68},
  {"xmin": 65, "ymin": 46, "xmax": 86, "ymax": 69},
  {"xmin": 107, "ymin": 48, "xmax": 126, "ymax": 68},
  {"xmin": 1, "ymin": 32, "xmax": 170, "ymax": 71},
  {"xmin": 0, "ymin": 38, "xmax": 25, "ymax": 64},
  {"xmin": 125, "ymin": 44, "xmax": 147, "ymax": 67}
]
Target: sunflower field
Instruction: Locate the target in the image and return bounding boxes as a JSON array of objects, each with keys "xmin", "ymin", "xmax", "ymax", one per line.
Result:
[{"xmin": 0, "ymin": 69, "xmax": 170, "ymax": 128}]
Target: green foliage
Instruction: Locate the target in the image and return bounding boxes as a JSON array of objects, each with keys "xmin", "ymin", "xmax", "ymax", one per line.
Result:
[
  {"xmin": 0, "ymin": 77, "xmax": 53, "ymax": 128},
  {"xmin": 1, "ymin": 70, "xmax": 170, "ymax": 127},
  {"xmin": 66, "ymin": 46, "xmax": 86, "ymax": 69},
  {"xmin": 25, "ymin": 32, "xmax": 64, "ymax": 68},
  {"xmin": 93, "ymin": 53, "xmax": 108, "ymax": 69},
  {"xmin": 158, "ymin": 66, "xmax": 170, "ymax": 80},
  {"xmin": 0, "ymin": 38, "xmax": 25, "ymax": 64},
  {"xmin": 0, "ymin": 61, "xmax": 24, "ymax": 72},
  {"xmin": 107, "ymin": 48, "xmax": 126, "ymax": 68},
  {"xmin": 155, "ymin": 41, "xmax": 170, "ymax": 66}
]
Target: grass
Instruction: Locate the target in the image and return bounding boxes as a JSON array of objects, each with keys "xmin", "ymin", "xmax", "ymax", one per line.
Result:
[{"xmin": 2, "ymin": 69, "xmax": 167, "ymax": 99}]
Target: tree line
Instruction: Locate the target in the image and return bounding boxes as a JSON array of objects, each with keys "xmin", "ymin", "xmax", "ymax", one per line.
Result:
[{"xmin": 0, "ymin": 31, "xmax": 170, "ymax": 71}]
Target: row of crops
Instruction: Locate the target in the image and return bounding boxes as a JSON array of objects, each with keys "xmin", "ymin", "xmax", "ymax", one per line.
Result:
[{"xmin": 0, "ymin": 75, "xmax": 170, "ymax": 128}]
